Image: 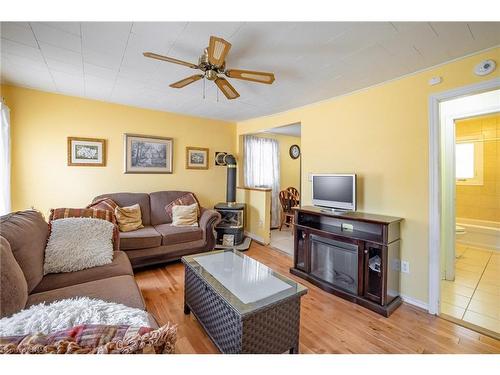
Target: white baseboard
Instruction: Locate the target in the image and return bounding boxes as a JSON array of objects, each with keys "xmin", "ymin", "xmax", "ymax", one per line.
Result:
[
  {"xmin": 244, "ymin": 231, "xmax": 269, "ymax": 245},
  {"xmin": 400, "ymin": 294, "xmax": 430, "ymax": 311}
]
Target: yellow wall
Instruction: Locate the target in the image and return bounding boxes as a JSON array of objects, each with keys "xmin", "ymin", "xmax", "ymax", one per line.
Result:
[
  {"xmin": 236, "ymin": 187, "xmax": 271, "ymax": 244},
  {"xmin": 1, "ymin": 85, "xmax": 236, "ymax": 216},
  {"xmin": 456, "ymin": 113, "xmax": 500, "ymax": 223},
  {"xmin": 237, "ymin": 47, "xmax": 500, "ymax": 304},
  {"xmin": 255, "ymin": 133, "xmax": 301, "ymax": 192}
]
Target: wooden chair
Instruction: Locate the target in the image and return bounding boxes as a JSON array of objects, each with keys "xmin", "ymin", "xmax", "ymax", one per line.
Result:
[
  {"xmin": 279, "ymin": 190, "xmax": 299, "ymax": 230},
  {"xmin": 286, "ymin": 186, "xmax": 300, "ymax": 203}
]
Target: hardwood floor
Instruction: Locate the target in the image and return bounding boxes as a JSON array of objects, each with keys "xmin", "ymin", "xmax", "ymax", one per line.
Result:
[{"xmin": 134, "ymin": 242, "xmax": 500, "ymax": 354}]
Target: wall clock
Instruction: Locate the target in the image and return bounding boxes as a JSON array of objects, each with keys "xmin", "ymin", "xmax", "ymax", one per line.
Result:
[{"xmin": 289, "ymin": 144, "xmax": 301, "ymax": 159}]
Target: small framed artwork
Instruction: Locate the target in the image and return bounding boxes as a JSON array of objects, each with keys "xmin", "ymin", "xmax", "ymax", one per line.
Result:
[
  {"xmin": 186, "ymin": 147, "xmax": 209, "ymax": 170},
  {"xmin": 124, "ymin": 134, "xmax": 173, "ymax": 174},
  {"xmin": 67, "ymin": 137, "xmax": 106, "ymax": 166}
]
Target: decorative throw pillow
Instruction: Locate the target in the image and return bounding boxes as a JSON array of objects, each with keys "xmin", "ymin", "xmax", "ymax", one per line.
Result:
[
  {"xmin": 86, "ymin": 197, "xmax": 118, "ymax": 214},
  {"xmin": 49, "ymin": 207, "xmax": 120, "ymax": 251},
  {"xmin": 0, "ymin": 297, "xmax": 150, "ymax": 336},
  {"xmin": 43, "ymin": 218, "xmax": 114, "ymax": 275},
  {"xmin": 171, "ymin": 203, "xmax": 199, "ymax": 227},
  {"xmin": 114, "ymin": 204, "xmax": 144, "ymax": 232},
  {"xmin": 0, "ymin": 323, "xmax": 177, "ymax": 354},
  {"xmin": 165, "ymin": 192, "xmax": 200, "ymax": 221}
]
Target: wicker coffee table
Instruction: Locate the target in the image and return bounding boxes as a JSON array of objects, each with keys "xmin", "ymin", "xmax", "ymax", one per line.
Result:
[{"xmin": 182, "ymin": 249, "xmax": 307, "ymax": 354}]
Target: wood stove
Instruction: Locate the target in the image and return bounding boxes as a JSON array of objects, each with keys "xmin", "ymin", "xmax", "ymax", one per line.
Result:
[
  {"xmin": 214, "ymin": 154, "xmax": 245, "ymax": 246},
  {"xmin": 214, "ymin": 203, "xmax": 245, "ymax": 246}
]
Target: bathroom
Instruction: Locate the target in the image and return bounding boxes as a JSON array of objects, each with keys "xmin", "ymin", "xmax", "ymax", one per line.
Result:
[{"xmin": 440, "ymin": 112, "xmax": 500, "ymax": 337}]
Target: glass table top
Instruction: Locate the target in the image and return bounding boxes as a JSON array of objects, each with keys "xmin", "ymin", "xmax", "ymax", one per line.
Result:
[{"xmin": 182, "ymin": 249, "xmax": 307, "ymax": 315}]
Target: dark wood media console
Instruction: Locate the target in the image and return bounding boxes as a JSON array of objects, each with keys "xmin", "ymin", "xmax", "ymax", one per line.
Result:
[{"xmin": 290, "ymin": 206, "xmax": 403, "ymax": 317}]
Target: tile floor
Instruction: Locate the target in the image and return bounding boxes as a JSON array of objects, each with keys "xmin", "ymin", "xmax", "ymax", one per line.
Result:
[
  {"xmin": 270, "ymin": 227, "xmax": 294, "ymax": 256},
  {"xmin": 440, "ymin": 243, "xmax": 500, "ymax": 335}
]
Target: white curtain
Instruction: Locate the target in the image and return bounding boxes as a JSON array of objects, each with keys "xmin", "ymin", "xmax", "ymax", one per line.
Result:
[
  {"xmin": 0, "ymin": 101, "xmax": 11, "ymax": 215},
  {"xmin": 243, "ymin": 135, "xmax": 281, "ymax": 228}
]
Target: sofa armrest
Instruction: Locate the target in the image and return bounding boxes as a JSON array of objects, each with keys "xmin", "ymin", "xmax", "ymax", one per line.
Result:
[{"xmin": 199, "ymin": 208, "xmax": 221, "ymax": 233}]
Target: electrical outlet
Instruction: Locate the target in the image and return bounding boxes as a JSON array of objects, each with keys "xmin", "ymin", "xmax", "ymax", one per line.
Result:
[
  {"xmin": 401, "ymin": 260, "xmax": 410, "ymax": 274},
  {"xmin": 258, "ymin": 220, "xmax": 264, "ymax": 228}
]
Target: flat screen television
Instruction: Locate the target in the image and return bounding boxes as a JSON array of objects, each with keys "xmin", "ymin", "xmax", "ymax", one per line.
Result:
[{"xmin": 311, "ymin": 174, "xmax": 357, "ymax": 211}]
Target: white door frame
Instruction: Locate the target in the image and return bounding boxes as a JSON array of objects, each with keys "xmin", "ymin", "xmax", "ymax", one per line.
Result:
[{"xmin": 428, "ymin": 78, "xmax": 500, "ymax": 315}]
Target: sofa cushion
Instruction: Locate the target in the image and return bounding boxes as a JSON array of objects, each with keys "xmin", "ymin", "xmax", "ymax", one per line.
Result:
[
  {"xmin": 119, "ymin": 226, "xmax": 162, "ymax": 250},
  {"xmin": 93, "ymin": 193, "xmax": 151, "ymax": 226},
  {"xmin": 49, "ymin": 207, "xmax": 120, "ymax": 251},
  {"xmin": 154, "ymin": 223, "xmax": 203, "ymax": 246},
  {"xmin": 165, "ymin": 193, "xmax": 200, "ymax": 222},
  {"xmin": 43, "ymin": 218, "xmax": 114, "ymax": 275},
  {"xmin": 0, "ymin": 237, "xmax": 28, "ymax": 318},
  {"xmin": 32, "ymin": 251, "xmax": 133, "ymax": 293},
  {"xmin": 149, "ymin": 191, "xmax": 194, "ymax": 225},
  {"xmin": 86, "ymin": 197, "xmax": 118, "ymax": 213},
  {"xmin": 115, "ymin": 204, "xmax": 144, "ymax": 232},
  {"xmin": 0, "ymin": 210, "xmax": 48, "ymax": 293},
  {"xmin": 171, "ymin": 203, "xmax": 199, "ymax": 227},
  {"xmin": 27, "ymin": 275, "xmax": 146, "ymax": 310}
]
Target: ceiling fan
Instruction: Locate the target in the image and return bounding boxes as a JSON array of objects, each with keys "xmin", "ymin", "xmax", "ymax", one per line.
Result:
[{"xmin": 143, "ymin": 36, "xmax": 275, "ymax": 100}]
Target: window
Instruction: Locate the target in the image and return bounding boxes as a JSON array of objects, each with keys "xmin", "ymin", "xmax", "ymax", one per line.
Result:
[{"xmin": 456, "ymin": 136, "xmax": 483, "ymax": 185}]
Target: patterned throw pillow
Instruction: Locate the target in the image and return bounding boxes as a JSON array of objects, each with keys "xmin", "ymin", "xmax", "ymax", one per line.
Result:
[
  {"xmin": 114, "ymin": 204, "xmax": 144, "ymax": 232},
  {"xmin": 165, "ymin": 193, "xmax": 200, "ymax": 221},
  {"xmin": 0, "ymin": 323, "xmax": 177, "ymax": 354},
  {"xmin": 87, "ymin": 197, "xmax": 118, "ymax": 214},
  {"xmin": 49, "ymin": 208, "xmax": 120, "ymax": 251}
]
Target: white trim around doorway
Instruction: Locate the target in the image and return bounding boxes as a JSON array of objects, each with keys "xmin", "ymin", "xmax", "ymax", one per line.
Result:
[{"xmin": 428, "ymin": 78, "xmax": 500, "ymax": 315}]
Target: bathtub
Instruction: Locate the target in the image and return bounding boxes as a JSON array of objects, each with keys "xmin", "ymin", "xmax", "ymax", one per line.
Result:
[{"xmin": 456, "ymin": 218, "xmax": 500, "ymax": 251}]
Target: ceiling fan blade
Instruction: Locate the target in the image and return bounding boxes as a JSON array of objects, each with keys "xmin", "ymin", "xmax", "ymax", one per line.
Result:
[
  {"xmin": 169, "ymin": 74, "xmax": 204, "ymax": 88},
  {"xmin": 208, "ymin": 36, "xmax": 231, "ymax": 67},
  {"xmin": 214, "ymin": 77, "xmax": 240, "ymax": 100},
  {"xmin": 143, "ymin": 52, "xmax": 198, "ymax": 69},
  {"xmin": 225, "ymin": 69, "xmax": 275, "ymax": 84}
]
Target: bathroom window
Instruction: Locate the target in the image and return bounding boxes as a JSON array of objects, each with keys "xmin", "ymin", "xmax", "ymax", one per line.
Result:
[{"xmin": 456, "ymin": 136, "xmax": 483, "ymax": 185}]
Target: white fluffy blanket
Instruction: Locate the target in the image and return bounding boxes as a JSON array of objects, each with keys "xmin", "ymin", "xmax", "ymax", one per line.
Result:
[{"xmin": 0, "ymin": 297, "xmax": 150, "ymax": 336}]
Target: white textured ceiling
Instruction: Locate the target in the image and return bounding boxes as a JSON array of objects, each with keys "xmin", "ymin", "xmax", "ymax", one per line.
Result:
[{"xmin": 1, "ymin": 22, "xmax": 499, "ymax": 121}]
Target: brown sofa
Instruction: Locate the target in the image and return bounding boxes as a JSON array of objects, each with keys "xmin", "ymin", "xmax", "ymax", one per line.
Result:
[
  {"xmin": 0, "ymin": 210, "xmax": 157, "ymax": 327},
  {"xmin": 91, "ymin": 191, "xmax": 221, "ymax": 269}
]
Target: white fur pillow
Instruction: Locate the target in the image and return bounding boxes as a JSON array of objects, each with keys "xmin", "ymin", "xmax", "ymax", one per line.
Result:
[
  {"xmin": 0, "ymin": 297, "xmax": 150, "ymax": 335},
  {"xmin": 44, "ymin": 217, "xmax": 114, "ymax": 275}
]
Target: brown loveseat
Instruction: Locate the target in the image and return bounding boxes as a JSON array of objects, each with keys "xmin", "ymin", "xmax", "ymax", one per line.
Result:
[
  {"xmin": 91, "ymin": 191, "xmax": 221, "ymax": 269},
  {"xmin": 0, "ymin": 210, "xmax": 157, "ymax": 327}
]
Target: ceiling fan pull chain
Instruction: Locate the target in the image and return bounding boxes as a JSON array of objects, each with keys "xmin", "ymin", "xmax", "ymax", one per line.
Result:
[
  {"xmin": 217, "ymin": 86, "xmax": 219, "ymax": 102},
  {"xmin": 203, "ymin": 78, "xmax": 206, "ymax": 100}
]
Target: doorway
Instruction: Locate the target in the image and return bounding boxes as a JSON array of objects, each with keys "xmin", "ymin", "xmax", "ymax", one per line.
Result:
[
  {"xmin": 245, "ymin": 123, "xmax": 301, "ymax": 256},
  {"xmin": 429, "ymin": 81, "xmax": 500, "ymax": 338}
]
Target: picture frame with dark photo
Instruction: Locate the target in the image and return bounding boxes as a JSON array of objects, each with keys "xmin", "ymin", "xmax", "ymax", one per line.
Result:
[
  {"xmin": 186, "ymin": 147, "xmax": 209, "ymax": 170},
  {"xmin": 67, "ymin": 137, "xmax": 106, "ymax": 166},
  {"xmin": 124, "ymin": 134, "xmax": 173, "ymax": 174}
]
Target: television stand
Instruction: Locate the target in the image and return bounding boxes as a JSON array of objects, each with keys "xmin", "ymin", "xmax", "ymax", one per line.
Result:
[
  {"xmin": 319, "ymin": 207, "xmax": 350, "ymax": 214},
  {"xmin": 290, "ymin": 206, "xmax": 403, "ymax": 317}
]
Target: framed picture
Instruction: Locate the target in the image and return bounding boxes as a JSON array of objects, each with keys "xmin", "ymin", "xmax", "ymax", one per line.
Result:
[
  {"xmin": 186, "ymin": 147, "xmax": 209, "ymax": 170},
  {"xmin": 124, "ymin": 134, "xmax": 173, "ymax": 174},
  {"xmin": 67, "ymin": 137, "xmax": 106, "ymax": 166}
]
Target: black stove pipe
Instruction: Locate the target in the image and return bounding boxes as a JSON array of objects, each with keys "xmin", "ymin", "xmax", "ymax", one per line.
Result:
[{"xmin": 223, "ymin": 154, "xmax": 237, "ymax": 204}]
